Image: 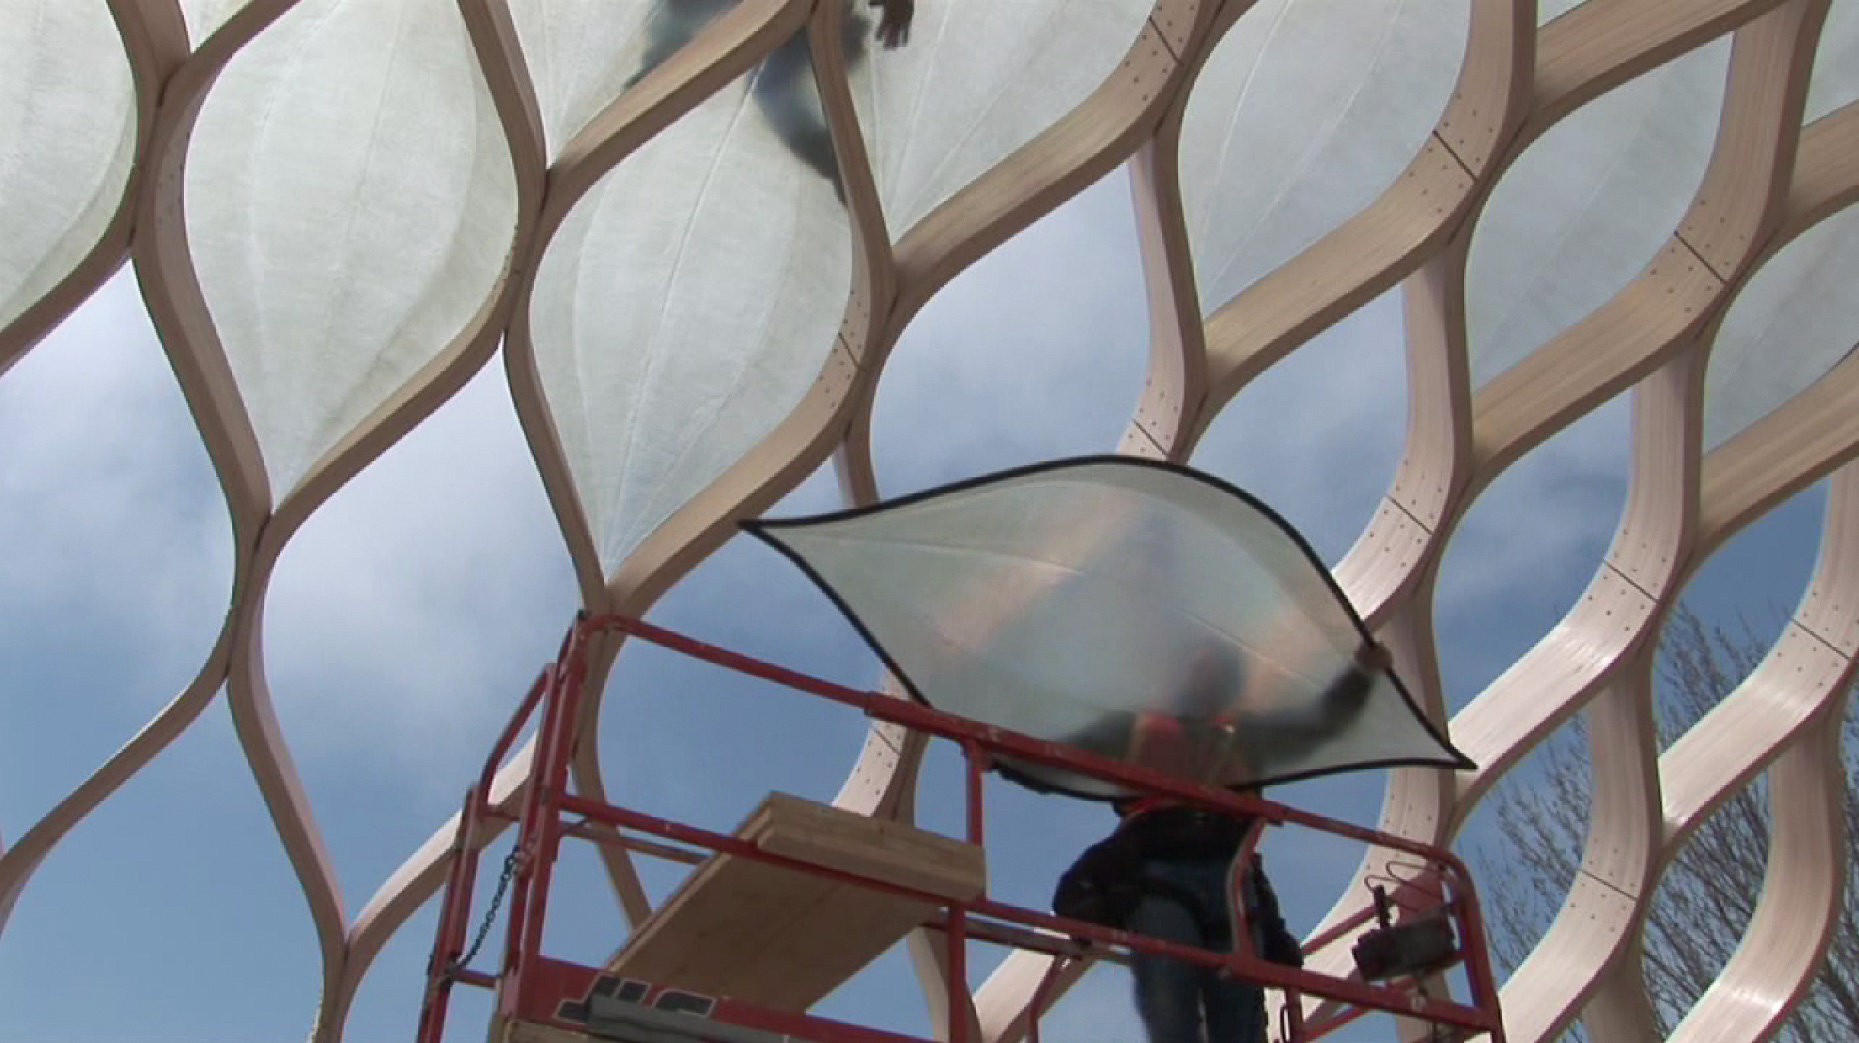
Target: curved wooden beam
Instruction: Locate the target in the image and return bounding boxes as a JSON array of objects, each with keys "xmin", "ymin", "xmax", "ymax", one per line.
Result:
[{"xmin": 7, "ymin": 0, "xmax": 1859, "ymax": 1040}]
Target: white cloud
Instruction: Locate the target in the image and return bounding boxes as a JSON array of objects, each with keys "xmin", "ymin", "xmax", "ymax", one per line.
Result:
[
  {"xmin": 870, "ymin": 169, "xmax": 1151, "ymax": 493},
  {"xmin": 0, "ymin": 268, "xmax": 581, "ymax": 793},
  {"xmin": 1434, "ymin": 395, "xmax": 1632, "ymax": 702},
  {"xmin": 1193, "ymin": 290, "xmax": 1410, "ymax": 565},
  {"xmin": 258, "ymin": 350, "xmax": 582, "ymax": 780},
  {"xmin": 0, "ymin": 269, "xmax": 233, "ymax": 669}
]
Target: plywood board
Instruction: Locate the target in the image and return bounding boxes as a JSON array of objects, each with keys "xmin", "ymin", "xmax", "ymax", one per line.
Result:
[{"xmin": 604, "ymin": 793, "xmax": 985, "ymax": 1012}]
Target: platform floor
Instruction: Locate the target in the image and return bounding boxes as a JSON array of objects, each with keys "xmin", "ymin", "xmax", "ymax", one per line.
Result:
[
  {"xmin": 497, "ymin": 794, "xmax": 985, "ymax": 1043},
  {"xmin": 601, "ymin": 792, "xmax": 986, "ymax": 1013}
]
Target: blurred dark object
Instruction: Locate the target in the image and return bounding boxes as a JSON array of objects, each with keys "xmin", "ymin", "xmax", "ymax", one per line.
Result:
[{"xmin": 1350, "ymin": 885, "xmax": 1458, "ymax": 981}]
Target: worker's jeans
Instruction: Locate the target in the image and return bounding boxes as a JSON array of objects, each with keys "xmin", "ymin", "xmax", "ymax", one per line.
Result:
[{"xmin": 1128, "ymin": 856, "xmax": 1268, "ymax": 1043}]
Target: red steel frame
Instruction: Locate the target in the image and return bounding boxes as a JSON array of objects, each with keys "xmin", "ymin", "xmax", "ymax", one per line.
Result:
[{"xmin": 416, "ymin": 613, "xmax": 1508, "ymax": 1043}]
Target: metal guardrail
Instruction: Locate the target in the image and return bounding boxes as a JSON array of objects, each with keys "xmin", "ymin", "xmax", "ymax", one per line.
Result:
[{"xmin": 416, "ymin": 613, "xmax": 1507, "ymax": 1043}]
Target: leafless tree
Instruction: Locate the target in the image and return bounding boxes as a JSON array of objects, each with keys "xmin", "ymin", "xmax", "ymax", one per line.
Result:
[{"xmin": 1475, "ymin": 604, "xmax": 1857, "ymax": 1040}]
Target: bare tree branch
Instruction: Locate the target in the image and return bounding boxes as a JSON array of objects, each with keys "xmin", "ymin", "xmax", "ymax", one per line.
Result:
[{"xmin": 1471, "ymin": 603, "xmax": 1855, "ymax": 1042}]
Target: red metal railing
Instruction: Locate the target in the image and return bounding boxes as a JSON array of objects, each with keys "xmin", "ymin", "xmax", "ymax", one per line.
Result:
[{"xmin": 416, "ymin": 612, "xmax": 1508, "ymax": 1043}]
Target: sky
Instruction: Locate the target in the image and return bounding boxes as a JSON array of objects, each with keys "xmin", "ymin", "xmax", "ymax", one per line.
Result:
[{"xmin": 0, "ymin": 158, "xmax": 1837, "ymax": 1043}]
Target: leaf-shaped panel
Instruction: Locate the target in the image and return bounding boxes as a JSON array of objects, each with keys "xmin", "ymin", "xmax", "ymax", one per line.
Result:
[
  {"xmin": 748, "ymin": 457, "xmax": 1472, "ymax": 799},
  {"xmin": 1180, "ymin": 0, "xmax": 1468, "ymax": 314},
  {"xmin": 1465, "ymin": 37, "xmax": 1728, "ymax": 386},
  {"xmin": 849, "ymin": 0, "xmax": 1155, "ymax": 235},
  {"xmin": 529, "ymin": 64, "xmax": 854, "ymax": 574},
  {"xmin": 1804, "ymin": 0, "xmax": 1859, "ymax": 121},
  {"xmin": 1701, "ymin": 207, "xmax": 1859, "ymax": 451},
  {"xmin": 0, "ymin": 1, "xmax": 135, "ymax": 334},
  {"xmin": 185, "ymin": 0, "xmax": 520, "ymax": 498},
  {"xmin": 507, "ymin": 0, "xmax": 663, "ymax": 160}
]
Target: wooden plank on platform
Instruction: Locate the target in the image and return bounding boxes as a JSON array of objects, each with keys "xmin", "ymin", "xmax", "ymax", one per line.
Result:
[{"xmin": 605, "ymin": 793, "xmax": 986, "ymax": 1012}]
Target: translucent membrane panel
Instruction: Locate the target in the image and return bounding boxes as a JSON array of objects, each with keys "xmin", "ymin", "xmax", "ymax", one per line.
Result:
[
  {"xmin": 182, "ymin": 0, "xmax": 250, "ymax": 45},
  {"xmin": 185, "ymin": 0, "xmax": 520, "ymax": 498},
  {"xmin": 749, "ymin": 459, "xmax": 1470, "ymax": 799},
  {"xmin": 1701, "ymin": 207, "xmax": 1859, "ymax": 451},
  {"xmin": 1179, "ymin": 0, "xmax": 1468, "ymax": 314},
  {"xmin": 1465, "ymin": 37, "xmax": 1728, "ymax": 387},
  {"xmin": 529, "ymin": 66, "xmax": 854, "ymax": 574},
  {"xmin": 508, "ymin": 0, "xmax": 661, "ymax": 159},
  {"xmin": 1805, "ymin": 0, "xmax": 1859, "ymax": 121},
  {"xmin": 850, "ymin": 0, "xmax": 1155, "ymax": 235},
  {"xmin": 0, "ymin": 1, "xmax": 135, "ymax": 333}
]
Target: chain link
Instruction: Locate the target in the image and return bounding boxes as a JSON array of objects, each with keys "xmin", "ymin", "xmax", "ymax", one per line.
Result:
[{"xmin": 447, "ymin": 846, "xmax": 525, "ymax": 980}]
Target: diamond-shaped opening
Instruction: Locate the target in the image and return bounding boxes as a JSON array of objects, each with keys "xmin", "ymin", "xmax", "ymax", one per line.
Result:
[
  {"xmin": 1640, "ymin": 770, "xmax": 1778, "ymax": 1036},
  {"xmin": 1191, "ymin": 286, "xmax": 1408, "ymax": 567},
  {"xmin": 0, "ymin": 271, "xmax": 234, "ymax": 829},
  {"xmin": 0, "ymin": 694, "xmax": 324, "ymax": 1040},
  {"xmin": 262, "ymin": 353, "xmax": 580, "ymax": 918},
  {"xmin": 1461, "ymin": 713, "xmax": 1592, "ymax": 994},
  {"xmin": 1464, "ymin": 34, "xmax": 1728, "ymax": 388},
  {"xmin": 1435, "ymin": 396, "xmax": 1630, "ymax": 715},
  {"xmin": 869, "ymin": 167, "xmax": 1148, "ymax": 492},
  {"xmin": 1649, "ymin": 480, "xmax": 1829, "ymax": 752}
]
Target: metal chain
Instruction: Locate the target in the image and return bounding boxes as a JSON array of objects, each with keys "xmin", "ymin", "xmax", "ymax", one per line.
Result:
[{"xmin": 448, "ymin": 847, "xmax": 525, "ymax": 978}]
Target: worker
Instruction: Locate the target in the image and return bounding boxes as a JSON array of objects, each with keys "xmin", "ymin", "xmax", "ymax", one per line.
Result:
[
  {"xmin": 1058, "ymin": 639, "xmax": 1393, "ymax": 1043},
  {"xmin": 626, "ymin": 0, "xmax": 916, "ymax": 197}
]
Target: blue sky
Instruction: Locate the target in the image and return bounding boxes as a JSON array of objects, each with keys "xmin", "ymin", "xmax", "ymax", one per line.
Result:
[{"xmin": 0, "ymin": 166, "xmax": 1831, "ymax": 1043}]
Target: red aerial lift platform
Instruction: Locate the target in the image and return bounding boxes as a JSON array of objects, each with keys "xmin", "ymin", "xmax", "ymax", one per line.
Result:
[{"xmin": 416, "ymin": 613, "xmax": 1507, "ymax": 1043}]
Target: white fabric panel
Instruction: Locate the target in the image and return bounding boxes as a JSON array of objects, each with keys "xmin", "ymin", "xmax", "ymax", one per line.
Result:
[
  {"xmin": 185, "ymin": 0, "xmax": 519, "ymax": 497},
  {"xmin": 851, "ymin": 0, "xmax": 1154, "ymax": 236},
  {"xmin": 750, "ymin": 459, "xmax": 1470, "ymax": 797},
  {"xmin": 1465, "ymin": 37, "xmax": 1729, "ymax": 387},
  {"xmin": 182, "ymin": 0, "xmax": 251, "ymax": 46},
  {"xmin": 0, "ymin": 1, "xmax": 135, "ymax": 334},
  {"xmin": 1179, "ymin": 0, "xmax": 1468, "ymax": 315},
  {"xmin": 529, "ymin": 74, "xmax": 853, "ymax": 574},
  {"xmin": 1697, "ymin": 7, "xmax": 1859, "ymax": 449},
  {"xmin": 1702, "ymin": 207, "xmax": 1859, "ymax": 451},
  {"xmin": 1804, "ymin": 0, "xmax": 1859, "ymax": 122},
  {"xmin": 507, "ymin": 0, "xmax": 659, "ymax": 160}
]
